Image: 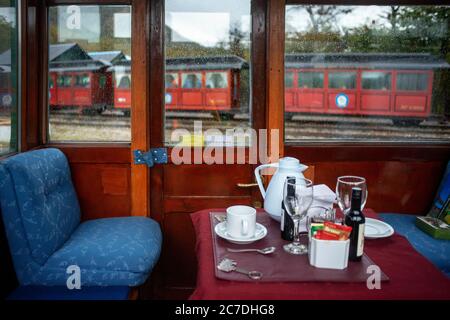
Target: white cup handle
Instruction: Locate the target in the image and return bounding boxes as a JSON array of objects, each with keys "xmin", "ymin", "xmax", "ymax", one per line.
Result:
[{"xmin": 242, "ymin": 219, "xmax": 248, "ymax": 236}]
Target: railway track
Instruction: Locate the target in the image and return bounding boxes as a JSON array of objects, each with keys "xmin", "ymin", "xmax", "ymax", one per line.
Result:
[{"xmin": 2, "ymin": 111, "xmax": 450, "ymax": 141}]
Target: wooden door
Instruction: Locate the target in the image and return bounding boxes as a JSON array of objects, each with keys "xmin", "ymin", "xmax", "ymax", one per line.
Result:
[{"xmin": 129, "ymin": 0, "xmax": 271, "ymax": 299}]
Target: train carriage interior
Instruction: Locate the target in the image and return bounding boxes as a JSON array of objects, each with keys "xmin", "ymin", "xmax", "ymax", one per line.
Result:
[{"xmin": 0, "ymin": 0, "xmax": 450, "ymax": 306}]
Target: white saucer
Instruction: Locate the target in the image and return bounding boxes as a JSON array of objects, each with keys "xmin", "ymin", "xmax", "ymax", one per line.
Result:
[
  {"xmin": 214, "ymin": 221, "xmax": 268, "ymax": 244},
  {"xmin": 365, "ymin": 218, "xmax": 394, "ymax": 239}
]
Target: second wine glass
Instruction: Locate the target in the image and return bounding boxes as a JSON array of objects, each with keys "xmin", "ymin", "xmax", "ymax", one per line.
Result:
[
  {"xmin": 283, "ymin": 178, "xmax": 314, "ymax": 255},
  {"xmin": 336, "ymin": 176, "xmax": 367, "ymax": 216}
]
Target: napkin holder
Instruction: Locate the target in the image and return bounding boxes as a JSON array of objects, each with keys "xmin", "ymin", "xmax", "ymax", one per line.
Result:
[{"xmin": 308, "ymin": 237, "xmax": 349, "ymax": 270}]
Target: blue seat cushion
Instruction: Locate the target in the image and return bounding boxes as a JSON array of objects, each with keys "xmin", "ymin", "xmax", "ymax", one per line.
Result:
[
  {"xmin": 379, "ymin": 213, "xmax": 450, "ymax": 277},
  {"xmin": 0, "ymin": 148, "xmax": 80, "ymax": 265},
  {"xmin": 40, "ymin": 217, "xmax": 162, "ymax": 286},
  {"xmin": 7, "ymin": 286, "xmax": 131, "ymax": 300}
]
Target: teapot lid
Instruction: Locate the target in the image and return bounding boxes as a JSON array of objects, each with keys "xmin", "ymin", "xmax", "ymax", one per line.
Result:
[{"xmin": 279, "ymin": 157, "xmax": 303, "ymax": 169}]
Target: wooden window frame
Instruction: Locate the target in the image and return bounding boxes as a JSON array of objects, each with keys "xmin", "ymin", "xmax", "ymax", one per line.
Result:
[{"xmin": 16, "ymin": 0, "xmax": 449, "ymax": 197}]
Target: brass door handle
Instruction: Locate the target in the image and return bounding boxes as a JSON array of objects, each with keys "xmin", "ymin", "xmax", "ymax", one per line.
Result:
[{"xmin": 237, "ymin": 183, "xmax": 259, "ymax": 188}]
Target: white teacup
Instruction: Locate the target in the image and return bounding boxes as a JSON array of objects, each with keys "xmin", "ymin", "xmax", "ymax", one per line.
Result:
[{"xmin": 226, "ymin": 205, "xmax": 256, "ymax": 239}]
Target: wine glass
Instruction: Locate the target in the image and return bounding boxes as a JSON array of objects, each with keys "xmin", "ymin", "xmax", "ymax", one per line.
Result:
[
  {"xmin": 336, "ymin": 176, "xmax": 367, "ymax": 216},
  {"xmin": 283, "ymin": 178, "xmax": 314, "ymax": 255}
]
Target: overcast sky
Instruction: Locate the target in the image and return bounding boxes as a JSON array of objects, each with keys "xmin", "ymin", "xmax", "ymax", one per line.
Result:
[{"xmin": 286, "ymin": 5, "xmax": 388, "ymax": 33}]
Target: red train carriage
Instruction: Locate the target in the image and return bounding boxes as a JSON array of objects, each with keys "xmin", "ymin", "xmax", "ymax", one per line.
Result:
[
  {"xmin": 0, "ymin": 50, "xmax": 12, "ymax": 109},
  {"xmin": 48, "ymin": 44, "xmax": 114, "ymax": 113},
  {"xmin": 108, "ymin": 60, "xmax": 132, "ymax": 114},
  {"xmin": 0, "ymin": 65, "xmax": 12, "ymax": 109},
  {"xmin": 49, "ymin": 60, "xmax": 113, "ymax": 113},
  {"xmin": 110, "ymin": 55, "xmax": 248, "ymax": 115},
  {"xmin": 165, "ymin": 56, "xmax": 247, "ymax": 113},
  {"xmin": 285, "ymin": 53, "xmax": 450, "ymax": 123}
]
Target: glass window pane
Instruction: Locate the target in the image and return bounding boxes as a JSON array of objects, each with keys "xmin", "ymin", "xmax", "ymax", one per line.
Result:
[
  {"xmin": 329, "ymin": 72, "xmax": 356, "ymax": 89},
  {"xmin": 396, "ymin": 73, "xmax": 428, "ymax": 91},
  {"xmin": 48, "ymin": 5, "xmax": 132, "ymax": 142},
  {"xmin": 206, "ymin": 72, "xmax": 228, "ymax": 89},
  {"xmin": 285, "ymin": 5, "xmax": 450, "ymax": 143},
  {"xmin": 0, "ymin": 1, "xmax": 18, "ymax": 154},
  {"xmin": 165, "ymin": 73, "xmax": 179, "ymax": 88},
  {"xmin": 285, "ymin": 72, "xmax": 294, "ymax": 88},
  {"xmin": 181, "ymin": 73, "xmax": 202, "ymax": 89},
  {"xmin": 362, "ymin": 72, "xmax": 391, "ymax": 90},
  {"xmin": 165, "ymin": 0, "xmax": 252, "ymax": 147},
  {"xmin": 298, "ymin": 72, "xmax": 323, "ymax": 88}
]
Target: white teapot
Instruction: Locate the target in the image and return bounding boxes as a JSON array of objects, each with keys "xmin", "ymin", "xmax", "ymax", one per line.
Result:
[{"xmin": 254, "ymin": 157, "xmax": 308, "ymax": 221}]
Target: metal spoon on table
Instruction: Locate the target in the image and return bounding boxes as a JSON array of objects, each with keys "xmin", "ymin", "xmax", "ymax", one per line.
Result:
[{"xmin": 226, "ymin": 246, "xmax": 276, "ymax": 255}]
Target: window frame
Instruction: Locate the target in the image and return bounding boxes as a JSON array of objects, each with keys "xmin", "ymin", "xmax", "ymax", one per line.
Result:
[
  {"xmin": 25, "ymin": 0, "xmax": 449, "ymax": 151},
  {"xmin": 43, "ymin": 1, "xmax": 133, "ymax": 144},
  {"xmin": 283, "ymin": 0, "xmax": 450, "ymax": 147}
]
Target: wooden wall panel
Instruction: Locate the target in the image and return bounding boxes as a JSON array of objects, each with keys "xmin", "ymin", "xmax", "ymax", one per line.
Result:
[
  {"xmin": 310, "ymin": 161, "xmax": 446, "ymax": 214},
  {"xmin": 70, "ymin": 164, "xmax": 131, "ymax": 221},
  {"xmin": 50, "ymin": 146, "xmax": 132, "ymax": 221},
  {"xmin": 164, "ymin": 164, "xmax": 254, "ymax": 197}
]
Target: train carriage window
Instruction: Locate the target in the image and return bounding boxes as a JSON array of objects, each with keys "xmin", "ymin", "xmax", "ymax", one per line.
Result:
[
  {"xmin": 298, "ymin": 72, "xmax": 323, "ymax": 89},
  {"xmin": 396, "ymin": 73, "xmax": 429, "ymax": 91},
  {"xmin": 362, "ymin": 72, "xmax": 391, "ymax": 90},
  {"xmin": 165, "ymin": 73, "xmax": 179, "ymax": 88},
  {"xmin": 57, "ymin": 75, "xmax": 72, "ymax": 88},
  {"xmin": 328, "ymin": 72, "xmax": 356, "ymax": 90},
  {"xmin": 0, "ymin": 0, "xmax": 19, "ymax": 155},
  {"xmin": 165, "ymin": 0, "xmax": 252, "ymax": 147},
  {"xmin": 182, "ymin": 73, "xmax": 202, "ymax": 89},
  {"xmin": 74, "ymin": 74, "xmax": 90, "ymax": 88},
  {"xmin": 117, "ymin": 75, "xmax": 131, "ymax": 89},
  {"xmin": 206, "ymin": 72, "xmax": 228, "ymax": 89},
  {"xmin": 285, "ymin": 72, "xmax": 294, "ymax": 88},
  {"xmin": 285, "ymin": 5, "xmax": 450, "ymax": 143},
  {"xmin": 47, "ymin": 5, "xmax": 132, "ymax": 142}
]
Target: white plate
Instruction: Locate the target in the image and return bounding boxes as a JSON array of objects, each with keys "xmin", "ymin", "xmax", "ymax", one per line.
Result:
[
  {"xmin": 214, "ymin": 221, "xmax": 268, "ymax": 244},
  {"xmin": 364, "ymin": 218, "xmax": 394, "ymax": 239}
]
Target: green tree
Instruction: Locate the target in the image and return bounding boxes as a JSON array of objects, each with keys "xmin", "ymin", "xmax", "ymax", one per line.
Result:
[{"xmin": 0, "ymin": 16, "xmax": 13, "ymax": 54}]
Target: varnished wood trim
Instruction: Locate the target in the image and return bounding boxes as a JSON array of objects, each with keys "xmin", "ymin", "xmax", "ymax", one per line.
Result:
[
  {"xmin": 266, "ymin": 0, "xmax": 285, "ymax": 159},
  {"xmin": 39, "ymin": 1, "xmax": 48, "ymax": 145},
  {"xmin": 286, "ymin": 144, "xmax": 450, "ymax": 162},
  {"xmin": 149, "ymin": 0, "xmax": 164, "ymax": 222},
  {"xmin": 46, "ymin": 144, "xmax": 130, "ymax": 163},
  {"xmin": 130, "ymin": 0, "xmax": 150, "ymax": 217},
  {"xmin": 46, "ymin": 0, "xmax": 131, "ymax": 5}
]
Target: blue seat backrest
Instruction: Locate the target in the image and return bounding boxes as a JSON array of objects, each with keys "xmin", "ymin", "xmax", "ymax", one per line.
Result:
[{"xmin": 0, "ymin": 148, "xmax": 80, "ymax": 269}]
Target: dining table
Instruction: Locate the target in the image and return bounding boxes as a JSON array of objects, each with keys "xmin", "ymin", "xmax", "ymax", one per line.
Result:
[{"xmin": 189, "ymin": 208, "xmax": 450, "ymax": 300}]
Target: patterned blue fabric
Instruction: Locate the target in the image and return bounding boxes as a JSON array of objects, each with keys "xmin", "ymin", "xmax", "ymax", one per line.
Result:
[
  {"xmin": 0, "ymin": 148, "xmax": 80, "ymax": 265},
  {"xmin": 43, "ymin": 217, "xmax": 162, "ymax": 286},
  {"xmin": 0, "ymin": 148, "xmax": 162, "ymax": 287},
  {"xmin": 379, "ymin": 213, "xmax": 450, "ymax": 277}
]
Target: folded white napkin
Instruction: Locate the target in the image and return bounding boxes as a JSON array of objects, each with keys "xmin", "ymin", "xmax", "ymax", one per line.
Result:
[{"xmin": 312, "ymin": 184, "xmax": 337, "ymax": 206}]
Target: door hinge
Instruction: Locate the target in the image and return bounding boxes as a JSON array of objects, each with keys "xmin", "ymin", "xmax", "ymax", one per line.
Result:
[{"xmin": 133, "ymin": 148, "xmax": 168, "ymax": 167}]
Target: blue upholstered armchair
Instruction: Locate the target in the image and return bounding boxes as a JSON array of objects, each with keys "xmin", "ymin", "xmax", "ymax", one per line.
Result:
[{"xmin": 0, "ymin": 148, "xmax": 162, "ymax": 287}]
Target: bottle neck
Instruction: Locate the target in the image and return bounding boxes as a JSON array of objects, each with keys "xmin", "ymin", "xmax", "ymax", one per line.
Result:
[{"xmin": 350, "ymin": 188, "xmax": 362, "ymax": 213}]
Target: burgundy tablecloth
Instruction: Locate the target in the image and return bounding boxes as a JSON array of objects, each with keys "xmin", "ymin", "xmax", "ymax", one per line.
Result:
[
  {"xmin": 210, "ymin": 212, "xmax": 389, "ymax": 283},
  {"xmin": 190, "ymin": 208, "xmax": 450, "ymax": 300}
]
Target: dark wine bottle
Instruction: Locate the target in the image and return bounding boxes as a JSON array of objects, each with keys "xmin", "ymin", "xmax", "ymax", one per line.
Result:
[
  {"xmin": 281, "ymin": 176, "xmax": 296, "ymax": 241},
  {"xmin": 345, "ymin": 187, "xmax": 366, "ymax": 261}
]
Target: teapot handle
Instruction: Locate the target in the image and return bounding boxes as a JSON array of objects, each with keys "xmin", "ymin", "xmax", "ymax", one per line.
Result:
[{"xmin": 254, "ymin": 163, "xmax": 279, "ymax": 199}]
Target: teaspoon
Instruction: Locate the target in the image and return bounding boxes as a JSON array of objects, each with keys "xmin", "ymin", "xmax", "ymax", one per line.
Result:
[{"xmin": 226, "ymin": 246, "xmax": 276, "ymax": 255}]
